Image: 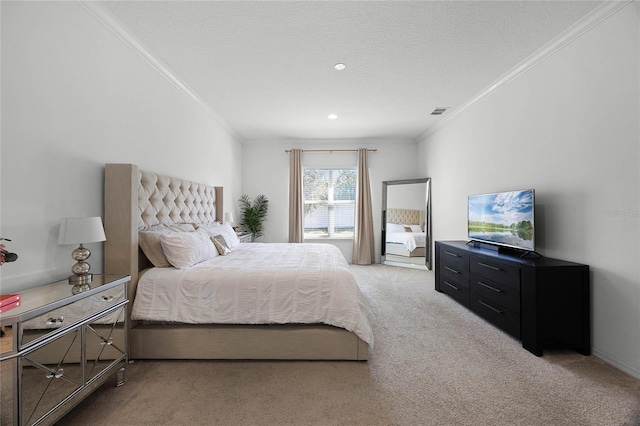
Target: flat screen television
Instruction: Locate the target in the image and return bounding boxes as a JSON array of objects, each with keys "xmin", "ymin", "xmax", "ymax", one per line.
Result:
[{"xmin": 468, "ymin": 189, "xmax": 535, "ymax": 252}]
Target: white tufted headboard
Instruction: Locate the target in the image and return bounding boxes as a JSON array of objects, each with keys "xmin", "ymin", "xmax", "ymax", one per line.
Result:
[
  {"xmin": 104, "ymin": 163, "xmax": 223, "ymax": 324},
  {"xmin": 387, "ymin": 209, "xmax": 424, "ymax": 229},
  {"xmin": 137, "ymin": 169, "xmax": 220, "ymax": 230}
]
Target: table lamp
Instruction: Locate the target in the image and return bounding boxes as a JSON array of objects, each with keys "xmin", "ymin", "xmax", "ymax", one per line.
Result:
[
  {"xmin": 224, "ymin": 212, "xmax": 235, "ymax": 231},
  {"xmin": 58, "ymin": 217, "xmax": 106, "ymax": 288}
]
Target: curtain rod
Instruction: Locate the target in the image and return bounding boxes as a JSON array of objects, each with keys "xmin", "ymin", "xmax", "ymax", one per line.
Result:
[{"xmin": 284, "ymin": 148, "xmax": 377, "ymax": 153}]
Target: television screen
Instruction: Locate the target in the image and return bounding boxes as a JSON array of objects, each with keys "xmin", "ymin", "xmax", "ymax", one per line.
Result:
[{"xmin": 468, "ymin": 189, "xmax": 535, "ymax": 251}]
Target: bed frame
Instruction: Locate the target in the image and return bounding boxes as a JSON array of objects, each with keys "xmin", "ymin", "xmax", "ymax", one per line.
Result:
[
  {"xmin": 385, "ymin": 209, "xmax": 426, "ymax": 257},
  {"xmin": 104, "ymin": 164, "xmax": 369, "ymax": 360}
]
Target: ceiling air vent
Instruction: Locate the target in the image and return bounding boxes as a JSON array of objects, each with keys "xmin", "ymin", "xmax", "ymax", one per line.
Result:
[{"xmin": 430, "ymin": 107, "xmax": 448, "ymax": 115}]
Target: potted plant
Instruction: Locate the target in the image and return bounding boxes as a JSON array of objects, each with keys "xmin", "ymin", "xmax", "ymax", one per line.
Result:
[{"xmin": 238, "ymin": 194, "xmax": 269, "ymax": 240}]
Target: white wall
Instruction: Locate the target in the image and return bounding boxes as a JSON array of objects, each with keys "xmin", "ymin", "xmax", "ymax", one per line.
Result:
[
  {"xmin": 0, "ymin": 2, "xmax": 243, "ymax": 293},
  {"xmin": 418, "ymin": 3, "xmax": 639, "ymax": 378},
  {"xmin": 242, "ymin": 139, "xmax": 421, "ymax": 262},
  {"xmin": 387, "ymin": 183, "xmax": 427, "ymax": 211}
]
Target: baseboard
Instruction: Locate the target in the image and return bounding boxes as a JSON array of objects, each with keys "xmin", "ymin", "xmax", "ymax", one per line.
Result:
[{"xmin": 592, "ymin": 347, "xmax": 640, "ymax": 380}]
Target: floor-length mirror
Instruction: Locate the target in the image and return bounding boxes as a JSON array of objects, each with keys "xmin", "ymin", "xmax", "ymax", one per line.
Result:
[{"xmin": 381, "ymin": 178, "xmax": 431, "ymax": 270}]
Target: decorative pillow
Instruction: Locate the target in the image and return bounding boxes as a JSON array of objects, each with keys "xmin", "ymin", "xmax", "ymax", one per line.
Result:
[
  {"xmin": 386, "ymin": 223, "xmax": 405, "ymax": 233},
  {"xmin": 403, "ymin": 226, "xmax": 413, "ymax": 233},
  {"xmin": 408, "ymin": 224, "xmax": 423, "ymax": 232},
  {"xmin": 200, "ymin": 222, "xmax": 240, "ymax": 249},
  {"xmin": 211, "ymin": 234, "xmax": 232, "ymax": 256},
  {"xmin": 138, "ymin": 223, "xmax": 196, "ymax": 267},
  {"xmin": 160, "ymin": 228, "xmax": 218, "ymax": 269}
]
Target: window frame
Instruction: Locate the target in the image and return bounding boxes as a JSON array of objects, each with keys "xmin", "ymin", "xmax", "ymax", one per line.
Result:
[{"xmin": 302, "ymin": 167, "xmax": 357, "ymax": 240}]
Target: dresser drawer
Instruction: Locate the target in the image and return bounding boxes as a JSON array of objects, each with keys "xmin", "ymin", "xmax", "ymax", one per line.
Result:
[
  {"xmin": 470, "ymin": 255, "xmax": 520, "ymax": 286},
  {"xmin": 440, "ymin": 263, "xmax": 469, "ymax": 289},
  {"xmin": 439, "ymin": 246, "xmax": 469, "ymax": 271},
  {"xmin": 470, "ymin": 295, "xmax": 520, "ymax": 339},
  {"xmin": 470, "ymin": 274, "xmax": 520, "ymax": 314},
  {"xmin": 440, "ymin": 274, "xmax": 470, "ymax": 307},
  {"xmin": 20, "ymin": 284, "xmax": 127, "ymax": 349}
]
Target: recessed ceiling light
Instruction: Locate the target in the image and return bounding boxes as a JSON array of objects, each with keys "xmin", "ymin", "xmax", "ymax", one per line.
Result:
[
  {"xmin": 328, "ymin": 114, "xmax": 338, "ymax": 120},
  {"xmin": 334, "ymin": 63, "xmax": 346, "ymax": 71}
]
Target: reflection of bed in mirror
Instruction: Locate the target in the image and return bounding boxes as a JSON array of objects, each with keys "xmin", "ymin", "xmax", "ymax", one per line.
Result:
[{"xmin": 385, "ymin": 209, "xmax": 426, "ymax": 258}]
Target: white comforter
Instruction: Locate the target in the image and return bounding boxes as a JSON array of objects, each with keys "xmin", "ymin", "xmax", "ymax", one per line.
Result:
[
  {"xmin": 386, "ymin": 232, "xmax": 426, "ymax": 251},
  {"xmin": 131, "ymin": 243, "xmax": 374, "ymax": 345}
]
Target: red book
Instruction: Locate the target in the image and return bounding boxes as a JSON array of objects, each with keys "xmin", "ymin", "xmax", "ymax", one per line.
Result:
[
  {"xmin": 0, "ymin": 294, "xmax": 21, "ymax": 308},
  {"xmin": 0, "ymin": 300, "xmax": 21, "ymax": 313}
]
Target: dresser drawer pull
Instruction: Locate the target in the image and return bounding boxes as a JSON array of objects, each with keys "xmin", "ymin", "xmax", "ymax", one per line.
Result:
[
  {"xmin": 478, "ymin": 281, "xmax": 503, "ymax": 293},
  {"xmin": 444, "ymin": 281, "xmax": 459, "ymax": 291},
  {"xmin": 45, "ymin": 368, "xmax": 64, "ymax": 379},
  {"xmin": 45, "ymin": 316, "xmax": 64, "ymax": 326},
  {"xmin": 444, "ymin": 251, "xmax": 460, "ymax": 258},
  {"xmin": 478, "ymin": 300, "xmax": 503, "ymax": 314},
  {"xmin": 444, "ymin": 266, "xmax": 460, "ymax": 274},
  {"xmin": 101, "ymin": 295, "xmax": 114, "ymax": 302},
  {"xmin": 478, "ymin": 262, "xmax": 502, "ymax": 271}
]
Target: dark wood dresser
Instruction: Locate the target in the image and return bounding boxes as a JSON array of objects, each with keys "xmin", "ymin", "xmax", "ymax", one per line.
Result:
[{"xmin": 435, "ymin": 240, "xmax": 590, "ymax": 356}]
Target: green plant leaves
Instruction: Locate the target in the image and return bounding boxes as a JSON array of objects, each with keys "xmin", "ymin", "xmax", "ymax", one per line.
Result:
[{"xmin": 238, "ymin": 194, "xmax": 269, "ymax": 239}]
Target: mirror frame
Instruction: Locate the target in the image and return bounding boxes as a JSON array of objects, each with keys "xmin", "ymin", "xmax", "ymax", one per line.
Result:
[{"xmin": 381, "ymin": 178, "xmax": 432, "ymax": 270}]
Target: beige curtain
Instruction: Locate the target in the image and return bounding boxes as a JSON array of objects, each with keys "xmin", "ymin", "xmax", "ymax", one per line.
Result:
[
  {"xmin": 288, "ymin": 149, "xmax": 304, "ymax": 243},
  {"xmin": 352, "ymin": 148, "xmax": 375, "ymax": 265}
]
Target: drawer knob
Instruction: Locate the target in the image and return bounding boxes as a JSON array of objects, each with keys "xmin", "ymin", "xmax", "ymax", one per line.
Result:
[
  {"xmin": 45, "ymin": 368, "xmax": 64, "ymax": 379},
  {"xmin": 101, "ymin": 295, "xmax": 114, "ymax": 302},
  {"xmin": 45, "ymin": 316, "xmax": 64, "ymax": 326},
  {"xmin": 478, "ymin": 281, "xmax": 503, "ymax": 293},
  {"xmin": 478, "ymin": 262, "xmax": 502, "ymax": 271},
  {"xmin": 444, "ymin": 266, "xmax": 460, "ymax": 274}
]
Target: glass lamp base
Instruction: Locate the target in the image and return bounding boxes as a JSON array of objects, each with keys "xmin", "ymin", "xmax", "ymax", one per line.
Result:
[
  {"xmin": 69, "ymin": 273, "xmax": 93, "ymax": 285},
  {"xmin": 71, "ymin": 283, "xmax": 92, "ymax": 294}
]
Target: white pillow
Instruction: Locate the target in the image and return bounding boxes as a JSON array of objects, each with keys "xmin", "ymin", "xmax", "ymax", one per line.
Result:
[
  {"xmin": 201, "ymin": 222, "xmax": 240, "ymax": 249},
  {"xmin": 386, "ymin": 223, "xmax": 405, "ymax": 233},
  {"xmin": 139, "ymin": 223, "xmax": 196, "ymax": 267},
  {"xmin": 407, "ymin": 224, "xmax": 422, "ymax": 232},
  {"xmin": 160, "ymin": 228, "xmax": 218, "ymax": 269}
]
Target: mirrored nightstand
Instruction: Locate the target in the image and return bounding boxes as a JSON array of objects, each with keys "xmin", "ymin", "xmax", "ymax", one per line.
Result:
[
  {"xmin": 237, "ymin": 233, "xmax": 254, "ymax": 243},
  {"xmin": 0, "ymin": 274, "xmax": 130, "ymax": 426}
]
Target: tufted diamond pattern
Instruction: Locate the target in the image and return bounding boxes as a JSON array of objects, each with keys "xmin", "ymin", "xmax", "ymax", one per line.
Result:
[
  {"xmin": 137, "ymin": 170, "xmax": 217, "ymax": 230},
  {"xmin": 387, "ymin": 209, "xmax": 424, "ymax": 228}
]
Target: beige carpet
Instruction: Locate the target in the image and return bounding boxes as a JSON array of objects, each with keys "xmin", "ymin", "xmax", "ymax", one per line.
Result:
[{"xmin": 58, "ymin": 265, "xmax": 640, "ymax": 426}]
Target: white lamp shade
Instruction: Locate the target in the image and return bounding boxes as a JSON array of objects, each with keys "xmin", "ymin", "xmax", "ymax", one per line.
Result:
[
  {"xmin": 224, "ymin": 212, "xmax": 234, "ymax": 224},
  {"xmin": 58, "ymin": 217, "xmax": 106, "ymax": 245}
]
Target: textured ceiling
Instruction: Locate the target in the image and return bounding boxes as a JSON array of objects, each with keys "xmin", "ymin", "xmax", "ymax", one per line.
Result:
[{"xmin": 99, "ymin": 1, "xmax": 602, "ymax": 141}]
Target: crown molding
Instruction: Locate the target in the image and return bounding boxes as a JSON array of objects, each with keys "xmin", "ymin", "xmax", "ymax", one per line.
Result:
[
  {"xmin": 76, "ymin": 1, "xmax": 243, "ymax": 142},
  {"xmin": 418, "ymin": 0, "xmax": 633, "ymax": 142}
]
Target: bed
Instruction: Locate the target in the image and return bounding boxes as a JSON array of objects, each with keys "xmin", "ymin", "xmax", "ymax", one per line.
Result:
[
  {"xmin": 104, "ymin": 164, "xmax": 371, "ymax": 360},
  {"xmin": 385, "ymin": 209, "xmax": 426, "ymax": 257}
]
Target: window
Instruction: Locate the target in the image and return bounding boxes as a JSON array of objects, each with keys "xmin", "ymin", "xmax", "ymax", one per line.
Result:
[{"xmin": 303, "ymin": 168, "xmax": 356, "ymax": 238}]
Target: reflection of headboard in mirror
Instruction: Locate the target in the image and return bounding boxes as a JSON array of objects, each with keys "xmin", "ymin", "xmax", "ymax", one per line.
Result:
[{"xmin": 387, "ymin": 209, "xmax": 424, "ymax": 230}]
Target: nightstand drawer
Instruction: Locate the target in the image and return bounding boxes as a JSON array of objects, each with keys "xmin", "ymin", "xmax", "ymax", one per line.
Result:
[
  {"xmin": 237, "ymin": 233, "xmax": 253, "ymax": 243},
  {"xmin": 20, "ymin": 284, "xmax": 126, "ymax": 350}
]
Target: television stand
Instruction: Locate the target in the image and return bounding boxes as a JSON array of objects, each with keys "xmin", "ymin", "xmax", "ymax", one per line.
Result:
[{"xmin": 436, "ymin": 240, "xmax": 590, "ymax": 356}]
